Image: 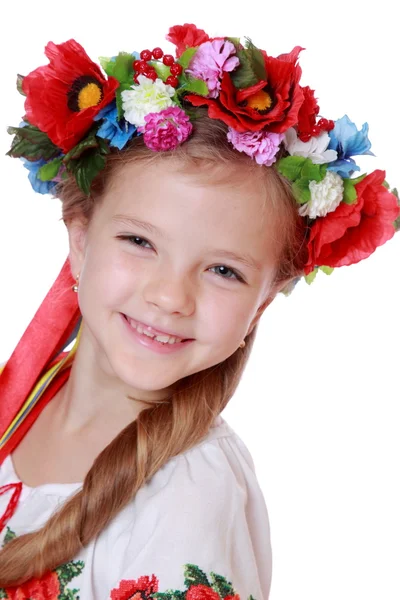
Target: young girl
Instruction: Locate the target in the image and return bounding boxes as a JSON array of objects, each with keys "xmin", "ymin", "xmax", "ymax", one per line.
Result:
[{"xmin": 0, "ymin": 23, "xmax": 398, "ymax": 599}]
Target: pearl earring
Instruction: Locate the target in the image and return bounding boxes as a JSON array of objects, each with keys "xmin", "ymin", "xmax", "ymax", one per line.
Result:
[
  {"xmin": 239, "ymin": 340, "xmax": 246, "ymax": 349},
  {"xmin": 72, "ymin": 273, "xmax": 80, "ymax": 293}
]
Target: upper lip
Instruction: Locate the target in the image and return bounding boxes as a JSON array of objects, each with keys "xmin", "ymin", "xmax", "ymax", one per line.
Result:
[{"xmin": 124, "ymin": 315, "xmax": 193, "ymax": 340}]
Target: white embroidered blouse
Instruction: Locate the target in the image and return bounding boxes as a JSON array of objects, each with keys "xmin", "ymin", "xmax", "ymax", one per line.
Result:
[{"xmin": 0, "ymin": 415, "xmax": 272, "ymax": 600}]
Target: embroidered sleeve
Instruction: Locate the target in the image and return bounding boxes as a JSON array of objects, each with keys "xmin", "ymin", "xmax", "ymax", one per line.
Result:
[{"xmin": 106, "ymin": 436, "xmax": 272, "ymax": 600}]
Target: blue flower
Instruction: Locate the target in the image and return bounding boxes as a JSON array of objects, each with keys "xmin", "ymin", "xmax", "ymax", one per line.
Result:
[
  {"xmin": 327, "ymin": 115, "xmax": 374, "ymax": 178},
  {"xmin": 22, "ymin": 159, "xmax": 58, "ymax": 195},
  {"xmin": 94, "ymin": 101, "xmax": 137, "ymax": 150}
]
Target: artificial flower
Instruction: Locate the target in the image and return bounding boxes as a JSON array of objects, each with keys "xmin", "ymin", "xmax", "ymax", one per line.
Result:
[
  {"xmin": 327, "ymin": 115, "xmax": 374, "ymax": 178},
  {"xmin": 186, "ymin": 39, "xmax": 239, "ymax": 98},
  {"xmin": 305, "ymin": 169, "xmax": 400, "ymax": 273},
  {"xmin": 227, "ymin": 128, "xmax": 283, "ymax": 166},
  {"xmin": 139, "ymin": 107, "xmax": 193, "ymax": 151},
  {"xmin": 284, "ymin": 128, "xmax": 338, "ymax": 164},
  {"xmin": 299, "ymin": 171, "xmax": 344, "ymax": 219},
  {"xmin": 22, "ymin": 39, "xmax": 119, "ymax": 153},
  {"xmin": 94, "ymin": 101, "xmax": 137, "ymax": 150},
  {"xmin": 296, "ymin": 86, "xmax": 320, "ymax": 138},
  {"xmin": 166, "ymin": 23, "xmax": 210, "ymax": 58},
  {"xmin": 110, "ymin": 574, "xmax": 159, "ymax": 600},
  {"xmin": 185, "ymin": 46, "xmax": 304, "ymax": 133},
  {"xmin": 22, "ymin": 158, "xmax": 58, "ymax": 194},
  {"xmin": 121, "ymin": 75, "xmax": 176, "ymax": 127}
]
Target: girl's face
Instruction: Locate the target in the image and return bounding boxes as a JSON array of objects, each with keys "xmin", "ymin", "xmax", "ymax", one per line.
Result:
[{"xmin": 68, "ymin": 160, "xmax": 282, "ymax": 400}]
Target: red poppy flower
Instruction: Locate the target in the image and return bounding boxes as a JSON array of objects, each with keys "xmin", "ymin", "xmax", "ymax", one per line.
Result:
[
  {"xmin": 22, "ymin": 39, "xmax": 119, "ymax": 153},
  {"xmin": 110, "ymin": 574, "xmax": 159, "ymax": 600},
  {"xmin": 297, "ymin": 86, "xmax": 319, "ymax": 138},
  {"xmin": 166, "ymin": 23, "xmax": 210, "ymax": 58},
  {"xmin": 185, "ymin": 46, "xmax": 304, "ymax": 134},
  {"xmin": 305, "ymin": 170, "xmax": 400, "ymax": 274},
  {"xmin": 4, "ymin": 570, "xmax": 60, "ymax": 599}
]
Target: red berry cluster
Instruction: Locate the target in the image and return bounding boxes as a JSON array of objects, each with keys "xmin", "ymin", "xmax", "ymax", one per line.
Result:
[
  {"xmin": 299, "ymin": 118, "xmax": 335, "ymax": 143},
  {"xmin": 133, "ymin": 48, "xmax": 183, "ymax": 87}
]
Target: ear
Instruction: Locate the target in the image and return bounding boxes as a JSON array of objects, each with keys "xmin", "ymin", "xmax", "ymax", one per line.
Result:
[
  {"xmin": 246, "ymin": 277, "xmax": 293, "ymax": 337},
  {"xmin": 65, "ymin": 216, "xmax": 89, "ymax": 279}
]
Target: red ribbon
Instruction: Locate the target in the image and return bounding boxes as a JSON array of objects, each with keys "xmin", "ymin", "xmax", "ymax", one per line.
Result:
[{"xmin": 0, "ymin": 256, "xmax": 80, "ymax": 454}]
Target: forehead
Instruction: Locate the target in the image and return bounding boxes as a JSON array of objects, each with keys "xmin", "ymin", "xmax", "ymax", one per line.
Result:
[{"xmin": 98, "ymin": 159, "xmax": 282, "ymax": 267}]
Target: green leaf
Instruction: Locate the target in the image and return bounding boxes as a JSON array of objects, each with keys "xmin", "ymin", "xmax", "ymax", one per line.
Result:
[
  {"xmin": 0, "ymin": 589, "xmax": 7, "ymax": 598},
  {"xmin": 63, "ymin": 130, "xmax": 100, "ymax": 162},
  {"xmin": 319, "ymin": 266, "xmax": 334, "ymax": 275},
  {"xmin": 276, "ymin": 156, "xmax": 307, "ymax": 182},
  {"xmin": 350, "ymin": 173, "xmax": 366, "ymax": 186},
  {"xmin": 183, "ymin": 75, "xmax": 208, "ymax": 96},
  {"xmin": 38, "ymin": 157, "xmax": 62, "ymax": 181},
  {"xmin": 342, "ymin": 177, "xmax": 358, "ymax": 204},
  {"xmin": 67, "ymin": 145, "xmax": 108, "ymax": 195},
  {"xmin": 301, "ymin": 160, "xmax": 326, "ymax": 183},
  {"xmin": 177, "ymin": 47, "xmax": 198, "ymax": 69},
  {"xmin": 149, "ymin": 60, "xmax": 171, "ymax": 81},
  {"xmin": 98, "ymin": 55, "xmax": 113, "ymax": 75},
  {"xmin": 7, "ymin": 125, "xmax": 60, "ymax": 161},
  {"xmin": 230, "ymin": 48, "xmax": 258, "ymax": 89},
  {"xmin": 17, "ymin": 73, "xmax": 26, "ymax": 96},
  {"xmin": 115, "ymin": 81, "xmax": 134, "ymax": 119},
  {"xmin": 305, "ymin": 268, "xmax": 318, "ymax": 285},
  {"xmin": 227, "ymin": 36, "xmax": 241, "ymax": 48},
  {"xmin": 183, "ymin": 563, "xmax": 210, "ymax": 587},
  {"xmin": 209, "ymin": 572, "xmax": 236, "ymax": 597},
  {"xmin": 113, "ymin": 52, "xmax": 134, "ymax": 84},
  {"xmin": 292, "ymin": 178, "xmax": 311, "ymax": 204},
  {"xmin": 244, "ymin": 37, "xmax": 267, "ymax": 81}
]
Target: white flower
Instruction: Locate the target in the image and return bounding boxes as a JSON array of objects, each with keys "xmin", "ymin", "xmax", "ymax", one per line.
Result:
[
  {"xmin": 121, "ymin": 75, "xmax": 176, "ymax": 127},
  {"xmin": 299, "ymin": 171, "xmax": 344, "ymax": 219},
  {"xmin": 284, "ymin": 127, "xmax": 338, "ymax": 164}
]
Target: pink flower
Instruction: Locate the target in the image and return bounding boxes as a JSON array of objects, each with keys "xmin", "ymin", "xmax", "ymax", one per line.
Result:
[
  {"xmin": 139, "ymin": 106, "xmax": 193, "ymax": 151},
  {"xmin": 186, "ymin": 40, "xmax": 239, "ymax": 98},
  {"xmin": 227, "ymin": 128, "xmax": 284, "ymax": 166}
]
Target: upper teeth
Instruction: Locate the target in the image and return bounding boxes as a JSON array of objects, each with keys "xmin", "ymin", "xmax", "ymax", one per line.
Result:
[{"xmin": 128, "ymin": 319, "xmax": 183, "ymax": 344}]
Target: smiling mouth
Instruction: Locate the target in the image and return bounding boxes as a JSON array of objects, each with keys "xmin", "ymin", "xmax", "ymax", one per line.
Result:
[{"xmin": 123, "ymin": 314, "xmax": 193, "ymax": 344}]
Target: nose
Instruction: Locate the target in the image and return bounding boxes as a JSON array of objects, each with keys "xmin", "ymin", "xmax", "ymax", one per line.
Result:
[{"xmin": 143, "ymin": 269, "xmax": 196, "ymax": 316}]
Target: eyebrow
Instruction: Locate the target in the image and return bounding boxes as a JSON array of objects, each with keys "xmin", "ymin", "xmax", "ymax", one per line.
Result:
[{"xmin": 112, "ymin": 214, "xmax": 262, "ymax": 272}]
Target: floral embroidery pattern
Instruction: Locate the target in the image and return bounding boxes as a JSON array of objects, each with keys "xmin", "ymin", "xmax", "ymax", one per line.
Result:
[
  {"xmin": 0, "ymin": 527, "xmax": 85, "ymax": 599},
  {"xmin": 110, "ymin": 563, "xmax": 254, "ymax": 600}
]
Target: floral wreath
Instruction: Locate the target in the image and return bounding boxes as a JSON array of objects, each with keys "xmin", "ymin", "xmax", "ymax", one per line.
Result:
[{"xmin": 6, "ymin": 23, "xmax": 400, "ymax": 288}]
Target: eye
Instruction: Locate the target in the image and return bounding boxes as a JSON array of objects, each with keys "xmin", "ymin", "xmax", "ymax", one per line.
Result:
[
  {"xmin": 209, "ymin": 265, "xmax": 244, "ymax": 282},
  {"xmin": 117, "ymin": 235, "xmax": 153, "ymax": 250}
]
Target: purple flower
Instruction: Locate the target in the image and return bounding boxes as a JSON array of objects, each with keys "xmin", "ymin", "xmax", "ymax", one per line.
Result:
[
  {"xmin": 139, "ymin": 107, "xmax": 193, "ymax": 151},
  {"xmin": 227, "ymin": 128, "xmax": 284, "ymax": 166},
  {"xmin": 186, "ymin": 40, "xmax": 239, "ymax": 98}
]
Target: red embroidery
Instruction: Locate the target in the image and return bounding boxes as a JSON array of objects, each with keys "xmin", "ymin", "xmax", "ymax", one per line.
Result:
[
  {"xmin": 4, "ymin": 570, "xmax": 60, "ymax": 599},
  {"xmin": 110, "ymin": 574, "xmax": 159, "ymax": 600},
  {"xmin": 109, "ymin": 564, "xmax": 246, "ymax": 600},
  {"xmin": 0, "ymin": 482, "xmax": 22, "ymax": 534}
]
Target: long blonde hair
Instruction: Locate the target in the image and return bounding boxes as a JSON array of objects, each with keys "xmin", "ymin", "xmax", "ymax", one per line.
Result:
[{"xmin": 0, "ymin": 110, "xmax": 307, "ymax": 585}]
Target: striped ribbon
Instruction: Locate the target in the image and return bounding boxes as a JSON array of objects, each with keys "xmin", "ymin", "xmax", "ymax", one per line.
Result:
[{"xmin": 0, "ymin": 256, "xmax": 82, "ymax": 462}]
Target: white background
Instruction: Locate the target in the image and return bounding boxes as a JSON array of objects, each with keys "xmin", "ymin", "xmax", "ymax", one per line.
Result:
[{"xmin": 0, "ymin": 1, "xmax": 399, "ymax": 598}]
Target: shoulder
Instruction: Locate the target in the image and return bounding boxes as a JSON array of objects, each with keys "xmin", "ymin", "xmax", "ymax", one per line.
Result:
[{"xmin": 104, "ymin": 416, "xmax": 272, "ymax": 599}]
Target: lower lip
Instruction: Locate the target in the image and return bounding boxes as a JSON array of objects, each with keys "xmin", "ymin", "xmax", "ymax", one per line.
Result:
[{"xmin": 121, "ymin": 314, "xmax": 195, "ymax": 354}]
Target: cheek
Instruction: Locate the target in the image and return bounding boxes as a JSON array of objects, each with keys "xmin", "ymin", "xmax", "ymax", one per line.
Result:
[
  {"xmin": 79, "ymin": 243, "xmax": 138, "ymax": 309},
  {"xmin": 201, "ymin": 293, "xmax": 255, "ymax": 341}
]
